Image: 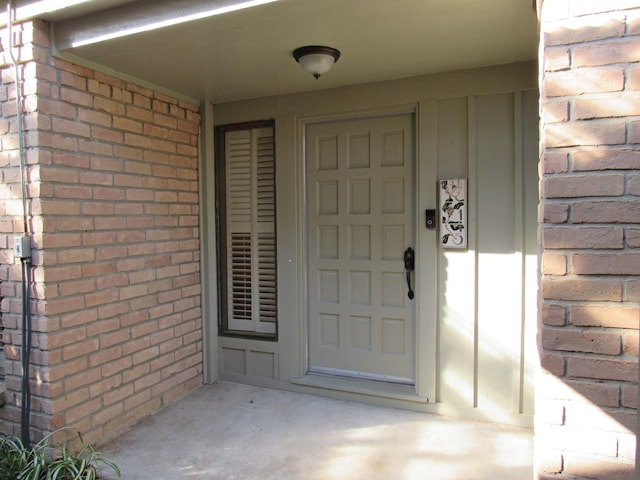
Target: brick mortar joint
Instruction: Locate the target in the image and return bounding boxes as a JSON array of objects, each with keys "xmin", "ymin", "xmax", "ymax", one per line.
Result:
[
  {"xmin": 541, "ymin": 345, "xmax": 639, "ymax": 361},
  {"xmin": 542, "ymin": 246, "xmax": 636, "ymax": 252},
  {"xmin": 566, "ymin": 251, "xmax": 640, "ymax": 256},
  {"xmin": 544, "ymin": 145, "xmax": 640, "ymax": 151},
  {"xmin": 35, "ymin": 81, "xmax": 199, "ymax": 117},
  {"xmin": 543, "ymin": 322, "xmax": 638, "ymax": 332},
  {"xmin": 542, "ymin": 220, "xmax": 639, "ymax": 226},
  {"xmin": 542, "ymin": 298, "xmax": 640, "ymax": 306},
  {"xmin": 541, "ymin": 196, "xmax": 637, "ymax": 203},
  {"xmin": 543, "ymin": 36, "xmax": 640, "ymax": 54}
]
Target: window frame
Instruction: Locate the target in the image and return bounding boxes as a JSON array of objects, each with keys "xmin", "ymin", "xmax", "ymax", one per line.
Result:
[{"xmin": 215, "ymin": 119, "xmax": 278, "ymax": 340}]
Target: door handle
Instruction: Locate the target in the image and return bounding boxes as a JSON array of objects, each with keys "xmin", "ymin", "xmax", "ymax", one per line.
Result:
[{"xmin": 403, "ymin": 247, "xmax": 415, "ymax": 300}]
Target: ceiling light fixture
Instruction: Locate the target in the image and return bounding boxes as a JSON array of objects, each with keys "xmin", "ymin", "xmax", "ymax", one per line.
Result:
[{"xmin": 293, "ymin": 45, "xmax": 341, "ymax": 79}]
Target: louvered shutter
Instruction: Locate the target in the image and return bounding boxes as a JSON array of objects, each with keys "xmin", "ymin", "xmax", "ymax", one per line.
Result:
[{"xmin": 224, "ymin": 126, "xmax": 277, "ymax": 335}]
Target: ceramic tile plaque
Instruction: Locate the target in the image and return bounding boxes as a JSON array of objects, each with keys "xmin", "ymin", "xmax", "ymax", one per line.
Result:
[{"xmin": 439, "ymin": 178, "xmax": 467, "ymax": 249}]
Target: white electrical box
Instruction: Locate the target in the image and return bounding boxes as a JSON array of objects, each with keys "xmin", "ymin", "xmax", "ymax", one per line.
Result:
[{"xmin": 14, "ymin": 235, "xmax": 31, "ymax": 259}]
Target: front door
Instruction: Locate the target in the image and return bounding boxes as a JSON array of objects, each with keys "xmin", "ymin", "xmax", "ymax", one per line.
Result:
[{"xmin": 306, "ymin": 113, "xmax": 415, "ymax": 384}]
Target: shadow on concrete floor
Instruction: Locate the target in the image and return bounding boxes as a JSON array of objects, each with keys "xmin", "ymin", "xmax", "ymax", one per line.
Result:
[{"xmin": 102, "ymin": 382, "xmax": 533, "ymax": 480}]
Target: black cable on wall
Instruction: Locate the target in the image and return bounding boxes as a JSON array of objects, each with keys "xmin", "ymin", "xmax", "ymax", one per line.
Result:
[{"xmin": 7, "ymin": 0, "xmax": 32, "ymax": 449}]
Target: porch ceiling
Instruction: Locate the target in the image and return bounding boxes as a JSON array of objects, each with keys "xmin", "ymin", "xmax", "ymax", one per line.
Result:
[{"xmin": 22, "ymin": 0, "xmax": 538, "ymax": 103}]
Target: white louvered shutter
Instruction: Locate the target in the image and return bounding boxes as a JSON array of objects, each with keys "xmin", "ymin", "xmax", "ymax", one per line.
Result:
[{"xmin": 225, "ymin": 126, "xmax": 277, "ymax": 334}]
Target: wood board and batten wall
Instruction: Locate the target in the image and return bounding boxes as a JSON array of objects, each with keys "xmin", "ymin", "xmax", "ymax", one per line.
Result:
[
  {"xmin": 206, "ymin": 62, "xmax": 539, "ymax": 426},
  {"xmin": 435, "ymin": 91, "xmax": 538, "ymax": 423}
]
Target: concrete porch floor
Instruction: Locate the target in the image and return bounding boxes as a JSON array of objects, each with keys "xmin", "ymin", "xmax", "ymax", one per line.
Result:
[{"xmin": 102, "ymin": 382, "xmax": 533, "ymax": 479}]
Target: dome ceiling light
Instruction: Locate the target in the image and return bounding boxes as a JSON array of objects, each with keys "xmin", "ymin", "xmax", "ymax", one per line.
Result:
[{"xmin": 293, "ymin": 45, "xmax": 341, "ymax": 79}]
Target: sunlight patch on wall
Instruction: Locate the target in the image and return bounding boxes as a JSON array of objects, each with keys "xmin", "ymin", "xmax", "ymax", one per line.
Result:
[
  {"xmin": 537, "ymin": 374, "xmax": 634, "ymax": 435},
  {"xmin": 439, "ymin": 247, "xmax": 538, "ymax": 420},
  {"xmin": 542, "ymin": 6, "xmax": 626, "ymax": 35}
]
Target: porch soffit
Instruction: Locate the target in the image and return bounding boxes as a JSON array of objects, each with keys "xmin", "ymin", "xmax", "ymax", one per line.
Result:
[{"xmin": 13, "ymin": 0, "xmax": 538, "ymax": 103}]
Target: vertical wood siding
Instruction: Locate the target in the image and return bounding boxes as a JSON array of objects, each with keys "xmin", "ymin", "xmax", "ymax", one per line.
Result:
[
  {"xmin": 213, "ymin": 63, "xmax": 539, "ymax": 425},
  {"xmin": 436, "ymin": 91, "xmax": 538, "ymax": 420}
]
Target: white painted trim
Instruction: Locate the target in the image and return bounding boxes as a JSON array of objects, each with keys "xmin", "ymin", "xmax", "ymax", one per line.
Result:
[
  {"xmin": 0, "ymin": 0, "xmax": 89, "ymax": 27},
  {"xmin": 292, "ymin": 373, "xmax": 421, "ymax": 401},
  {"xmin": 417, "ymin": 99, "xmax": 438, "ymax": 402},
  {"xmin": 296, "ymin": 104, "xmax": 419, "ymax": 127},
  {"xmin": 52, "ymin": 0, "xmax": 278, "ymax": 49},
  {"xmin": 295, "ymin": 115, "xmax": 309, "ymax": 378},
  {"xmin": 467, "ymin": 95, "xmax": 480, "ymax": 408},
  {"xmin": 199, "ymin": 100, "xmax": 219, "ymax": 384},
  {"xmin": 308, "ymin": 367, "xmax": 414, "ymax": 386},
  {"xmin": 513, "ymin": 90, "xmax": 526, "ymax": 414}
]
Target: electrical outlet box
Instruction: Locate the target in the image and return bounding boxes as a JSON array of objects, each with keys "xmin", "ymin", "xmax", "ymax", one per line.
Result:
[{"xmin": 14, "ymin": 235, "xmax": 31, "ymax": 259}]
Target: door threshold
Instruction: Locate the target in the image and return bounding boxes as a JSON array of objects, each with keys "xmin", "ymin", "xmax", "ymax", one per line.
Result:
[
  {"xmin": 308, "ymin": 366, "xmax": 414, "ymax": 385},
  {"xmin": 291, "ymin": 372, "xmax": 428, "ymax": 403}
]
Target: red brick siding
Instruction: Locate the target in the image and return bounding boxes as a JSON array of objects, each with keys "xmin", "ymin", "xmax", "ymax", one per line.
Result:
[
  {"xmin": 0, "ymin": 18, "xmax": 40, "ymax": 435},
  {"xmin": 539, "ymin": 2, "xmax": 639, "ymax": 479},
  {"xmin": 0, "ymin": 20, "xmax": 203, "ymax": 443}
]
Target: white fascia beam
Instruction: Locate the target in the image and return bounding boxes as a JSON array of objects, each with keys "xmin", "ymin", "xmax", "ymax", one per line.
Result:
[
  {"xmin": 13, "ymin": 0, "xmax": 91, "ymax": 19},
  {"xmin": 0, "ymin": 0, "xmax": 116, "ymax": 26},
  {"xmin": 53, "ymin": 0, "xmax": 278, "ymax": 50}
]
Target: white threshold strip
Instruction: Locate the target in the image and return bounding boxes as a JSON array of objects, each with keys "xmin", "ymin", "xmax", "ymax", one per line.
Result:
[{"xmin": 308, "ymin": 366, "xmax": 415, "ymax": 386}]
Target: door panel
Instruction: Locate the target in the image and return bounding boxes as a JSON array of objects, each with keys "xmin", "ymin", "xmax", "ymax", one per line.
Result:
[{"xmin": 306, "ymin": 114, "xmax": 415, "ymax": 384}]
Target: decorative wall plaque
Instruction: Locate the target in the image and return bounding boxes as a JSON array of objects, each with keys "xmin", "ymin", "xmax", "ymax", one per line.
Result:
[{"xmin": 439, "ymin": 178, "xmax": 467, "ymax": 249}]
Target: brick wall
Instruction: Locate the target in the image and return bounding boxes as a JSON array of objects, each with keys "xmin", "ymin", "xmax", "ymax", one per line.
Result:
[
  {"xmin": 0, "ymin": 19, "xmax": 203, "ymax": 443},
  {"xmin": 538, "ymin": 1, "xmax": 639, "ymax": 479},
  {"xmin": 0, "ymin": 17, "xmax": 34, "ymax": 436}
]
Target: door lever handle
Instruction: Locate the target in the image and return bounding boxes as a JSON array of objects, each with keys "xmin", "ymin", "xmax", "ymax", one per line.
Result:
[{"xmin": 403, "ymin": 247, "xmax": 415, "ymax": 300}]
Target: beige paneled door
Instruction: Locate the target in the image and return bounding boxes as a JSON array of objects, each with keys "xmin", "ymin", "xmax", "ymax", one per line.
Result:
[{"xmin": 306, "ymin": 113, "xmax": 415, "ymax": 384}]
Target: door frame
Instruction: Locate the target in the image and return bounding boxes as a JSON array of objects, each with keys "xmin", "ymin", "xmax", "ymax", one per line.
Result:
[{"xmin": 296, "ymin": 103, "xmax": 437, "ymax": 402}]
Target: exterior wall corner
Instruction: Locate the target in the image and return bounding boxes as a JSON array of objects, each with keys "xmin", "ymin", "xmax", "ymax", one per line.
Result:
[{"xmin": 0, "ymin": 18, "xmax": 204, "ymax": 443}]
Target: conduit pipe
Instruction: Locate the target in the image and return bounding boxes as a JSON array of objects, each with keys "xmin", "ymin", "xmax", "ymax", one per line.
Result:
[{"xmin": 6, "ymin": 0, "xmax": 32, "ymax": 449}]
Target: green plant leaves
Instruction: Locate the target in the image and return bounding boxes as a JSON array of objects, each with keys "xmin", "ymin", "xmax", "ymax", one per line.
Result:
[
  {"xmin": 0, "ymin": 428, "xmax": 120, "ymax": 480},
  {"xmin": 0, "ymin": 433, "xmax": 31, "ymax": 480}
]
